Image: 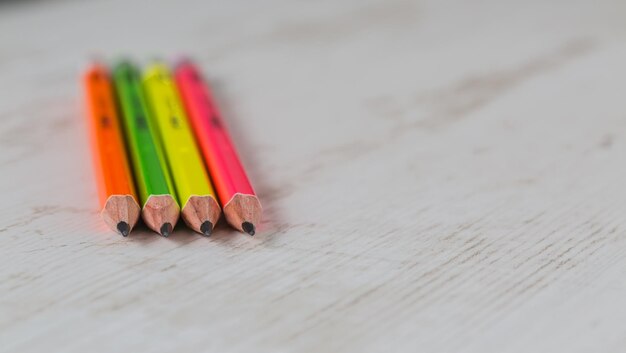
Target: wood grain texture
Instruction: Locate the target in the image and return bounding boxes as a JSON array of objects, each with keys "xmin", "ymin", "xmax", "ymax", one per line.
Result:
[
  {"xmin": 142, "ymin": 195, "xmax": 179, "ymax": 235},
  {"xmin": 180, "ymin": 195, "xmax": 221, "ymax": 235},
  {"xmin": 101, "ymin": 195, "xmax": 141, "ymax": 235},
  {"xmin": 223, "ymin": 194, "xmax": 262, "ymax": 233},
  {"xmin": 1, "ymin": 0, "xmax": 626, "ymax": 352}
]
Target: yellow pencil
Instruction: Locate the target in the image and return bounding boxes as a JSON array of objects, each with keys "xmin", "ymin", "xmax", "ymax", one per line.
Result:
[{"xmin": 142, "ymin": 63, "xmax": 221, "ymax": 236}]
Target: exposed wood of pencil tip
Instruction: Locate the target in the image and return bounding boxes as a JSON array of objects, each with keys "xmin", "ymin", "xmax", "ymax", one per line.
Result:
[
  {"xmin": 101, "ymin": 195, "xmax": 141, "ymax": 236},
  {"xmin": 223, "ymin": 193, "xmax": 262, "ymax": 235},
  {"xmin": 181, "ymin": 195, "xmax": 221, "ymax": 236},
  {"xmin": 142, "ymin": 195, "xmax": 180, "ymax": 237}
]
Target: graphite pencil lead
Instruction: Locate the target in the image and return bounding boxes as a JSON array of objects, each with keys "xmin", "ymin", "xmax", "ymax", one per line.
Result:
[
  {"xmin": 160, "ymin": 222, "xmax": 173, "ymax": 237},
  {"xmin": 117, "ymin": 221, "xmax": 130, "ymax": 237},
  {"xmin": 242, "ymin": 222, "xmax": 255, "ymax": 236},
  {"xmin": 201, "ymin": 221, "xmax": 213, "ymax": 236}
]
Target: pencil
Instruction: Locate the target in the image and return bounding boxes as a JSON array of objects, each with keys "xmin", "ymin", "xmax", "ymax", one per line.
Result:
[
  {"xmin": 142, "ymin": 63, "xmax": 221, "ymax": 236},
  {"xmin": 112, "ymin": 61, "xmax": 180, "ymax": 237},
  {"xmin": 175, "ymin": 60, "xmax": 262, "ymax": 235},
  {"xmin": 84, "ymin": 63, "xmax": 140, "ymax": 236}
]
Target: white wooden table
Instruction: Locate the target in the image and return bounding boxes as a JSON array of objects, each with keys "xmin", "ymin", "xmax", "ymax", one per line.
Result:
[{"xmin": 2, "ymin": 0, "xmax": 626, "ymax": 352}]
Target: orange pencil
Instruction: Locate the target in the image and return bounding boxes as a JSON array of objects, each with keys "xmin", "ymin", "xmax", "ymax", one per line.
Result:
[{"xmin": 84, "ymin": 63, "xmax": 140, "ymax": 236}]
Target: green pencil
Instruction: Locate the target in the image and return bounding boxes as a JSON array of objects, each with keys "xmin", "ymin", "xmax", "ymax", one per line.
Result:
[{"xmin": 113, "ymin": 61, "xmax": 179, "ymax": 237}]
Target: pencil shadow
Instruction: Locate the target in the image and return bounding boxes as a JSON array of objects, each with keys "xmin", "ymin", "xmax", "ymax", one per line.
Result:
[
  {"xmin": 159, "ymin": 218, "xmax": 241, "ymax": 245},
  {"xmin": 127, "ymin": 219, "xmax": 199, "ymax": 244},
  {"xmin": 163, "ymin": 222, "xmax": 205, "ymax": 245},
  {"xmin": 206, "ymin": 217, "xmax": 251, "ymax": 244},
  {"xmin": 127, "ymin": 215, "xmax": 276, "ymax": 245},
  {"xmin": 126, "ymin": 220, "xmax": 168, "ymax": 243}
]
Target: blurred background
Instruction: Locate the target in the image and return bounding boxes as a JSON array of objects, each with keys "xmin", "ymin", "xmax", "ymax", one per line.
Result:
[{"xmin": 3, "ymin": 0, "xmax": 626, "ymax": 352}]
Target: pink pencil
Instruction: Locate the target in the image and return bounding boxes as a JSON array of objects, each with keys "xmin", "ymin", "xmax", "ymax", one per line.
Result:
[{"xmin": 175, "ymin": 60, "xmax": 262, "ymax": 236}]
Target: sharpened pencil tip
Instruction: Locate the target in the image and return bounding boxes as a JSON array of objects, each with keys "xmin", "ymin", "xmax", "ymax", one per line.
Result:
[
  {"xmin": 242, "ymin": 222, "xmax": 255, "ymax": 236},
  {"xmin": 160, "ymin": 222, "xmax": 173, "ymax": 237},
  {"xmin": 117, "ymin": 221, "xmax": 130, "ymax": 237},
  {"xmin": 200, "ymin": 221, "xmax": 213, "ymax": 236}
]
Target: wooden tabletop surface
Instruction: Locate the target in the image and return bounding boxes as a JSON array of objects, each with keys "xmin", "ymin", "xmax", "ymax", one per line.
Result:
[{"xmin": 2, "ymin": 0, "xmax": 626, "ymax": 352}]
